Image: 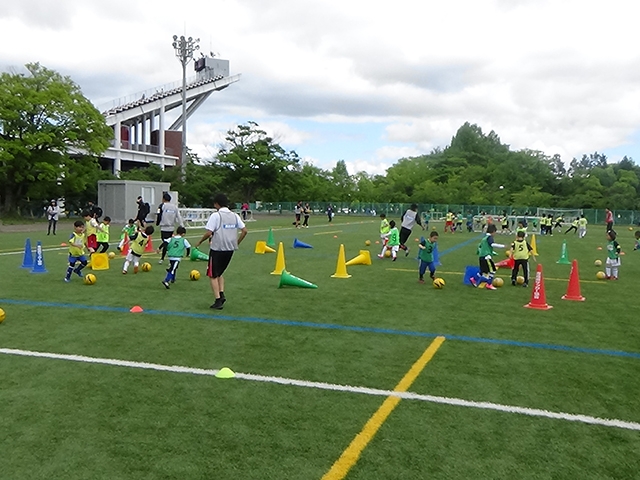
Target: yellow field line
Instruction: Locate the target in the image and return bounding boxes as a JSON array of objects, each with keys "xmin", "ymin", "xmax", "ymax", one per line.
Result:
[
  {"xmin": 314, "ymin": 230, "xmax": 343, "ymax": 235},
  {"xmin": 322, "ymin": 336, "xmax": 446, "ymax": 480}
]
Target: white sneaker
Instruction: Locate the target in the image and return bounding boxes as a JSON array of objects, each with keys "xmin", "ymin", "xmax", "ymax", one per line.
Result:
[{"xmin": 158, "ymin": 259, "xmax": 163, "ymax": 264}]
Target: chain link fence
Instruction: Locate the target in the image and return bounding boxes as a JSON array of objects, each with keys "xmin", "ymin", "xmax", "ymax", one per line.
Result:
[{"xmin": 251, "ymin": 202, "xmax": 640, "ymax": 226}]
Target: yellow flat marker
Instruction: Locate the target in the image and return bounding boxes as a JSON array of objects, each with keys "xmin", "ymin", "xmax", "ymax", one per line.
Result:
[
  {"xmin": 322, "ymin": 336, "xmax": 445, "ymax": 480},
  {"xmin": 314, "ymin": 230, "xmax": 343, "ymax": 236}
]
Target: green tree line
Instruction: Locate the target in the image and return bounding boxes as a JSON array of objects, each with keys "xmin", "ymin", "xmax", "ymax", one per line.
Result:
[{"xmin": 1, "ymin": 65, "xmax": 639, "ymax": 214}]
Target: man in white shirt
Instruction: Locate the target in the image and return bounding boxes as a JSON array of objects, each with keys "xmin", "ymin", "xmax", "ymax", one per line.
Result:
[{"xmin": 195, "ymin": 194, "xmax": 248, "ymax": 310}]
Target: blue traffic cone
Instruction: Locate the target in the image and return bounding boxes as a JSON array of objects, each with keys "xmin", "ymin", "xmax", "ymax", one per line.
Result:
[
  {"xmin": 31, "ymin": 241, "xmax": 48, "ymax": 274},
  {"xmin": 293, "ymin": 238, "xmax": 313, "ymax": 248},
  {"xmin": 21, "ymin": 238, "xmax": 33, "ymax": 269}
]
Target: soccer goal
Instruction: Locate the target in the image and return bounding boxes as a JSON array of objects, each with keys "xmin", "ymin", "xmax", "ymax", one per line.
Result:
[{"xmin": 536, "ymin": 208, "xmax": 583, "ymax": 222}]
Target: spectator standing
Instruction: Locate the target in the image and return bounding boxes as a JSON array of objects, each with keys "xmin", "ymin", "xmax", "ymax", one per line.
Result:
[
  {"xmin": 327, "ymin": 204, "xmax": 334, "ymax": 223},
  {"xmin": 136, "ymin": 196, "xmax": 150, "ymax": 228},
  {"xmin": 46, "ymin": 200, "xmax": 60, "ymax": 235},
  {"xmin": 302, "ymin": 203, "xmax": 311, "ymax": 228},
  {"xmin": 605, "ymin": 208, "xmax": 614, "ymax": 232}
]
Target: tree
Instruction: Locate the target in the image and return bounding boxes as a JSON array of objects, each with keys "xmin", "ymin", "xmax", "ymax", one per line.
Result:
[
  {"xmin": 214, "ymin": 121, "xmax": 300, "ymax": 202},
  {"xmin": 0, "ymin": 63, "xmax": 113, "ymax": 213}
]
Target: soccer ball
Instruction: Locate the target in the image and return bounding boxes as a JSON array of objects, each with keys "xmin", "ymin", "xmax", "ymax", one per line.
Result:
[
  {"xmin": 0, "ymin": 308, "xmax": 5, "ymax": 323},
  {"xmin": 84, "ymin": 274, "xmax": 97, "ymax": 285},
  {"xmin": 190, "ymin": 270, "xmax": 201, "ymax": 281},
  {"xmin": 505, "ymin": 249, "xmax": 512, "ymax": 258},
  {"xmin": 384, "ymin": 249, "xmax": 391, "ymax": 258},
  {"xmin": 108, "ymin": 252, "xmax": 116, "ymax": 259},
  {"xmin": 365, "ymin": 240, "xmax": 371, "ymax": 246},
  {"xmin": 492, "ymin": 277, "xmax": 504, "ymax": 287},
  {"xmin": 629, "ymin": 227, "xmax": 634, "ymax": 231},
  {"xmin": 516, "ymin": 275, "xmax": 525, "ymax": 285},
  {"xmin": 596, "ymin": 271, "xmax": 606, "ymax": 280},
  {"xmin": 141, "ymin": 262, "xmax": 152, "ymax": 272},
  {"xmin": 594, "ymin": 259, "xmax": 602, "ymax": 266},
  {"xmin": 433, "ymin": 278, "xmax": 446, "ymax": 289}
]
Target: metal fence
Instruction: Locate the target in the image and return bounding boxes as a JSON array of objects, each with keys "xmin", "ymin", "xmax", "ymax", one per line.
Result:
[{"xmin": 250, "ymin": 202, "xmax": 640, "ymax": 226}]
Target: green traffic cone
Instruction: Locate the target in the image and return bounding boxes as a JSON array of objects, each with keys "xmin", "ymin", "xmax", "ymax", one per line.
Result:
[
  {"xmin": 279, "ymin": 270, "xmax": 318, "ymax": 289},
  {"xmin": 556, "ymin": 240, "xmax": 571, "ymax": 265},
  {"xmin": 266, "ymin": 227, "xmax": 276, "ymax": 248},
  {"xmin": 190, "ymin": 248, "xmax": 209, "ymax": 261}
]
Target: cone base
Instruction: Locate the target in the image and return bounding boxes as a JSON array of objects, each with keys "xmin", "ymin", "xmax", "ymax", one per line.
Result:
[
  {"xmin": 524, "ymin": 303, "xmax": 553, "ymax": 310},
  {"xmin": 556, "ymin": 260, "xmax": 571, "ymax": 265},
  {"xmin": 561, "ymin": 295, "xmax": 585, "ymax": 301},
  {"xmin": 331, "ymin": 274, "xmax": 352, "ymax": 279}
]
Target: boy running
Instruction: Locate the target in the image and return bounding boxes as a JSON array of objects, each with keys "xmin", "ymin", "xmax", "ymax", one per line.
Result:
[
  {"xmin": 118, "ymin": 219, "xmax": 137, "ymax": 251},
  {"xmin": 511, "ymin": 230, "xmax": 536, "ymax": 287},
  {"xmin": 470, "ymin": 224, "xmax": 505, "ymax": 290},
  {"xmin": 64, "ymin": 221, "xmax": 88, "ymax": 283},
  {"xmin": 377, "ymin": 213, "xmax": 390, "ymax": 258},
  {"xmin": 160, "ymin": 226, "xmax": 191, "ymax": 289},
  {"xmin": 123, "ymin": 225, "xmax": 155, "ymax": 274},
  {"xmin": 578, "ymin": 215, "xmax": 588, "ymax": 238},
  {"xmin": 386, "ymin": 220, "xmax": 400, "ymax": 261},
  {"xmin": 418, "ymin": 231, "xmax": 439, "ymax": 283}
]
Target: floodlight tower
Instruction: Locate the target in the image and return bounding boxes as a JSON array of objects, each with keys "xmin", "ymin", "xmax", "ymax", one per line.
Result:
[{"xmin": 172, "ymin": 34, "xmax": 200, "ymax": 177}]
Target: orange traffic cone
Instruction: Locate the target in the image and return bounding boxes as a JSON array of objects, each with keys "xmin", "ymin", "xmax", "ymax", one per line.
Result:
[
  {"xmin": 524, "ymin": 264, "xmax": 553, "ymax": 310},
  {"xmin": 145, "ymin": 235, "xmax": 154, "ymax": 252},
  {"xmin": 121, "ymin": 233, "xmax": 129, "ymax": 256},
  {"xmin": 495, "ymin": 256, "xmax": 515, "ymax": 269},
  {"xmin": 562, "ymin": 259, "xmax": 585, "ymax": 301}
]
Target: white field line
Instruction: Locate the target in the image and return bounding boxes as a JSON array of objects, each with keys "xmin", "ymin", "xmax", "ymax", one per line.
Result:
[{"xmin": 2, "ymin": 347, "xmax": 639, "ymax": 432}]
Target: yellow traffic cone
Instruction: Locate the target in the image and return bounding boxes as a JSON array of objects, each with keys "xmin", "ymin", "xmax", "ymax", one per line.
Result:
[
  {"xmin": 255, "ymin": 240, "xmax": 276, "ymax": 254},
  {"xmin": 270, "ymin": 242, "xmax": 286, "ymax": 275},
  {"xmin": 331, "ymin": 244, "xmax": 351, "ymax": 278},
  {"xmin": 530, "ymin": 234, "xmax": 538, "ymax": 256},
  {"xmin": 345, "ymin": 249, "xmax": 371, "ymax": 267}
]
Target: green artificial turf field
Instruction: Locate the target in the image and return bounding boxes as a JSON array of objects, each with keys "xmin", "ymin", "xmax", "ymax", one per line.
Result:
[{"xmin": 1, "ymin": 216, "xmax": 639, "ymax": 479}]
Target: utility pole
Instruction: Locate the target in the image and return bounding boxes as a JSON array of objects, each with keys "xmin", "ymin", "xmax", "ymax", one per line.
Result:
[{"xmin": 172, "ymin": 34, "xmax": 199, "ymax": 178}]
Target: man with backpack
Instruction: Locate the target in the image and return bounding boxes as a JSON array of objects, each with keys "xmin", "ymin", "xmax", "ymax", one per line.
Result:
[{"xmin": 135, "ymin": 196, "xmax": 151, "ymax": 228}]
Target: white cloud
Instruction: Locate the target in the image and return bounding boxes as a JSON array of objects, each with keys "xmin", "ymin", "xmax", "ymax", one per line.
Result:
[{"xmin": 3, "ymin": 0, "xmax": 640, "ymax": 175}]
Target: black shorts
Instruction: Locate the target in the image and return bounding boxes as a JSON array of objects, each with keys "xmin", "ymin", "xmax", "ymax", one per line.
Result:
[
  {"xmin": 479, "ymin": 257, "xmax": 496, "ymax": 275},
  {"xmin": 207, "ymin": 250, "xmax": 234, "ymax": 278},
  {"xmin": 399, "ymin": 227, "xmax": 412, "ymax": 245}
]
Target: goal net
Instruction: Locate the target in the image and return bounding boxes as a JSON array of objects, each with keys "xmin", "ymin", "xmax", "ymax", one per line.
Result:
[{"xmin": 536, "ymin": 208, "xmax": 583, "ymax": 223}]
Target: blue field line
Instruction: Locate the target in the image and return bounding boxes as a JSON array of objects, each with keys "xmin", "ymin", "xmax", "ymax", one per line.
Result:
[
  {"xmin": 1, "ymin": 297, "xmax": 639, "ymax": 360},
  {"xmin": 439, "ymin": 234, "xmax": 483, "ymax": 255}
]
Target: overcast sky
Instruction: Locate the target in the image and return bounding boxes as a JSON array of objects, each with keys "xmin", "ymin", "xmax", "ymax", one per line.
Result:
[{"xmin": 2, "ymin": 0, "xmax": 640, "ymax": 175}]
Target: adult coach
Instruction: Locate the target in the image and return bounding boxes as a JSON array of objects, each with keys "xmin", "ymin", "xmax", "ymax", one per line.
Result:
[
  {"xmin": 156, "ymin": 192, "xmax": 184, "ymax": 264},
  {"xmin": 399, "ymin": 203, "xmax": 425, "ymax": 256},
  {"xmin": 195, "ymin": 194, "xmax": 247, "ymax": 310}
]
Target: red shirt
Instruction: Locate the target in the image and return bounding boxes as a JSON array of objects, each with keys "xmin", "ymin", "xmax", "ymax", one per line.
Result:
[{"xmin": 605, "ymin": 210, "xmax": 613, "ymax": 223}]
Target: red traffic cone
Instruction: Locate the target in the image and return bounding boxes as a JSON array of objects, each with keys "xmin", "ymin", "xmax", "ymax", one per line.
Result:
[
  {"xmin": 495, "ymin": 256, "xmax": 515, "ymax": 269},
  {"xmin": 121, "ymin": 233, "xmax": 130, "ymax": 256},
  {"xmin": 145, "ymin": 235, "xmax": 154, "ymax": 252},
  {"xmin": 524, "ymin": 264, "xmax": 553, "ymax": 310},
  {"xmin": 562, "ymin": 259, "xmax": 585, "ymax": 301}
]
